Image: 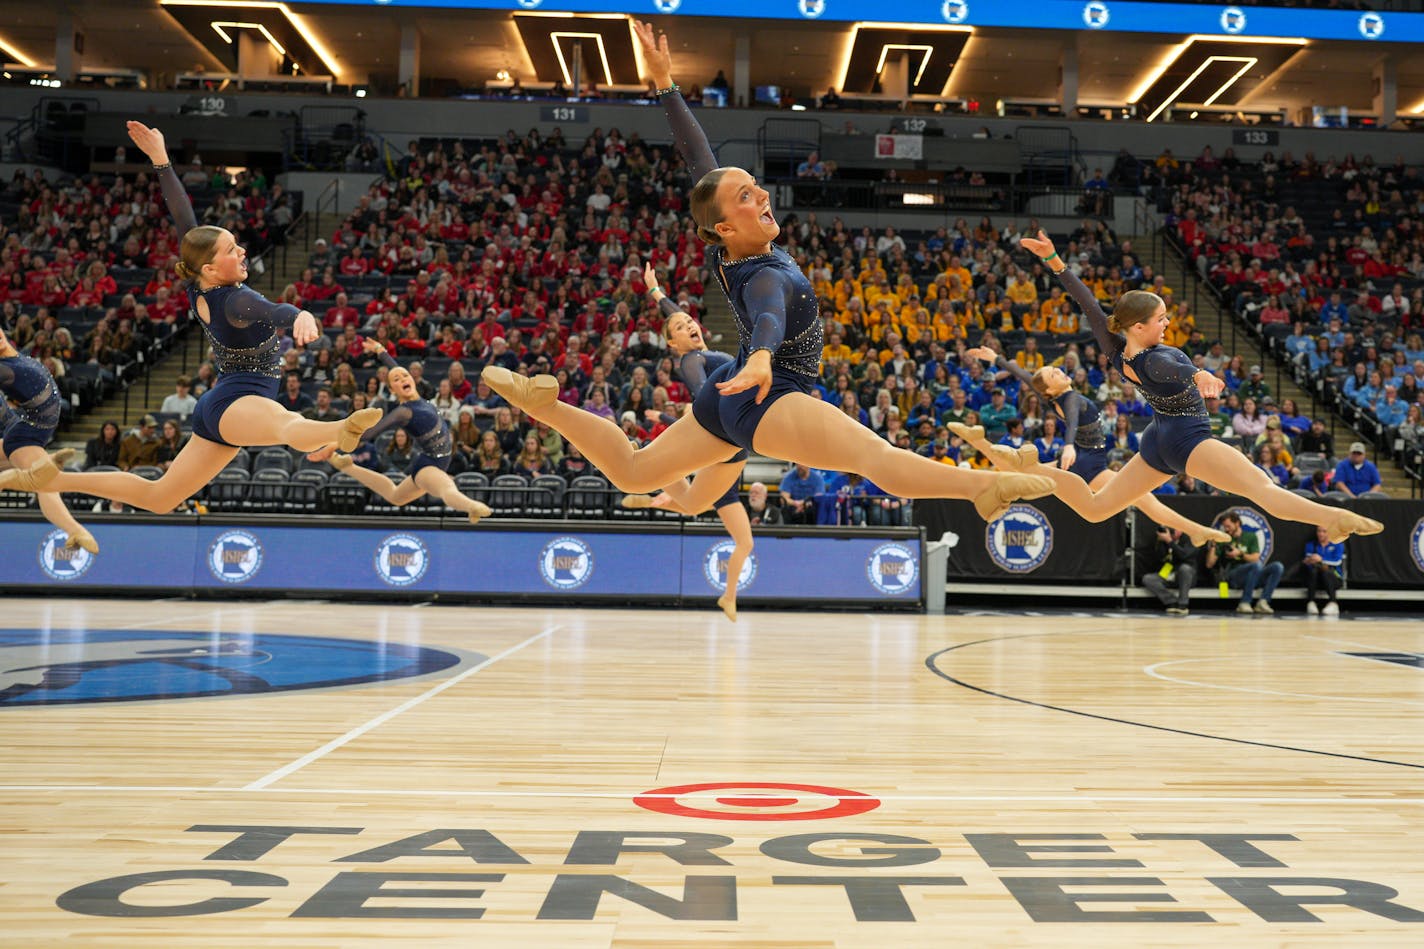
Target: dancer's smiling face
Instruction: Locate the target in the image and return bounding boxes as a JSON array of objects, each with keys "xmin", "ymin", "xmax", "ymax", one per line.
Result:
[{"xmin": 712, "ymin": 169, "xmax": 779, "ymax": 249}]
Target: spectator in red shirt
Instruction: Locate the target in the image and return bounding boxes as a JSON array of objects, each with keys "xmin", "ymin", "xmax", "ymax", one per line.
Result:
[
  {"xmin": 324, "ymin": 291, "xmax": 360, "ymax": 329},
  {"xmin": 339, "ymin": 245, "xmax": 372, "ymax": 276}
]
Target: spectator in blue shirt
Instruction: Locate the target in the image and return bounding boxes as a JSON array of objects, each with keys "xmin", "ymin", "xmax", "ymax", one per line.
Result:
[
  {"xmin": 1033, "ymin": 416, "xmax": 1064, "ymax": 463},
  {"xmin": 1302, "ymin": 527, "xmax": 1344, "ymax": 615},
  {"xmin": 979, "ymin": 388, "xmax": 1018, "ymax": 435},
  {"xmin": 1319, "ymin": 292, "xmax": 1349, "ymax": 325},
  {"xmin": 1331, "ymin": 442, "xmax": 1383, "ymax": 496},
  {"xmin": 779, "ymin": 463, "xmax": 824, "ymax": 525},
  {"xmin": 1373, "ymin": 386, "xmax": 1407, "ymax": 430}
]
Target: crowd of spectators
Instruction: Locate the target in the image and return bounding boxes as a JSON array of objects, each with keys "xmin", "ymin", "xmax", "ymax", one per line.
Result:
[
  {"xmin": 171, "ymin": 124, "xmax": 1349, "ymax": 525},
  {"xmin": 0, "ymin": 163, "xmax": 294, "ymax": 436},
  {"xmin": 19, "ymin": 122, "xmax": 1400, "ymax": 523},
  {"xmin": 1159, "ymin": 143, "xmax": 1423, "ymax": 487}
]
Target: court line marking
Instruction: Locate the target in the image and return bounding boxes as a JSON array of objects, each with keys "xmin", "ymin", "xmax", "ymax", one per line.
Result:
[
  {"xmin": 1143, "ymin": 658, "xmax": 1424, "ymax": 708},
  {"xmin": 0, "ymin": 785, "xmax": 1420, "ymax": 805},
  {"xmin": 1305, "ymin": 633, "xmax": 1423, "ymax": 653},
  {"xmin": 926, "ymin": 638, "xmax": 1424, "ymax": 771},
  {"xmin": 243, "ymin": 624, "xmax": 562, "ymax": 791}
]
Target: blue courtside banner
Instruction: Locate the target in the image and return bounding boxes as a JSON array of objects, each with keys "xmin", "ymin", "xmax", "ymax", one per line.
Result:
[
  {"xmin": 300, "ymin": 1, "xmax": 1422, "ymax": 43},
  {"xmin": 0, "ymin": 517, "xmax": 922, "ymax": 605}
]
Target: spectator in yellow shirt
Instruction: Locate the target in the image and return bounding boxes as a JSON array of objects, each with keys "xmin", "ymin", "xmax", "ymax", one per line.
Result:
[
  {"xmin": 833, "ymin": 269, "xmax": 863, "ymax": 310},
  {"xmin": 865, "ymin": 276, "xmax": 901, "ymax": 314},
  {"xmin": 822, "ymin": 332, "xmax": 853, "ymax": 363},
  {"xmin": 869, "ymin": 305, "xmax": 898, "ymax": 346},
  {"xmin": 982, "ymin": 290, "xmax": 1014, "ymax": 334},
  {"xmin": 1048, "ymin": 303, "xmax": 1078, "ymax": 335},
  {"xmin": 1014, "ymin": 337, "xmax": 1045, "ymax": 372},
  {"xmin": 940, "ymin": 258, "xmax": 973, "ymax": 296},
  {"xmin": 1022, "ymin": 303, "xmax": 1049, "ymax": 334},
  {"xmin": 1006, "ymin": 276, "xmax": 1038, "ymax": 307},
  {"xmin": 837, "ymin": 295, "xmax": 866, "ymax": 330}
]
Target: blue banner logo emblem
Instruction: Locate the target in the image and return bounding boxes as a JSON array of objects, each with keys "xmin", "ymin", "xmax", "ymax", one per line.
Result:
[
  {"xmin": 987, "ymin": 504, "xmax": 1053, "ymax": 573},
  {"xmin": 866, "ymin": 542, "xmax": 918, "ymax": 594},
  {"xmin": 37, "ymin": 530, "xmax": 95, "ymax": 581},
  {"xmin": 207, "ymin": 529, "xmax": 264, "ymax": 584},
  {"xmin": 703, "ymin": 540, "xmax": 757, "ymax": 593},
  {"xmin": 375, "ymin": 533, "xmax": 430, "ymax": 587},
  {"xmin": 540, "ymin": 536, "xmax": 594, "ymax": 590}
]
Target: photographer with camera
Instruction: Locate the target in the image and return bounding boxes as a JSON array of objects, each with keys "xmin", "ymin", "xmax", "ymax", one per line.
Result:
[{"xmin": 1141, "ymin": 524, "xmax": 1199, "ymax": 616}]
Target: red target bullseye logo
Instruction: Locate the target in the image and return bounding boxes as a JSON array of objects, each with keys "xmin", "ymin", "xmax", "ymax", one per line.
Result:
[{"xmin": 633, "ymin": 782, "xmax": 880, "ymax": 821}]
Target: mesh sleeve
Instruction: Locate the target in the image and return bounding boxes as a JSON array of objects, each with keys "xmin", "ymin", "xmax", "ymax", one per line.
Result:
[
  {"xmin": 995, "ymin": 355, "xmax": 1036, "ymax": 387},
  {"xmin": 0, "ymin": 361, "xmax": 15, "ymax": 393},
  {"xmin": 1060, "ymin": 394, "xmax": 1081, "ymax": 443},
  {"xmin": 358, "ymin": 404, "xmax": 413, "ymax": 445},
  {"xmin": 377, "ymin": 349, "xmax": 400, "ymax": 370},
  {"xmin": 744, "ymin": 268, "xmax": 789, "ymax": 355},
  {"xmin": 1137, "ymin": 346, "xmax": 1200, "ymax": 387},
  {"xmin": 679, "ymin": 351, "xmax": 710, "ymax": 397},
  {"xmin": 221, "ymin": 286, "xmax": 301, "ymax": 331},
  {"xmin": 657, "ymin": 295, "xmax": 684, "ymax": 320},
  {"xmin": 659, "ymin": 91, "xmax": 718, "ymax": 181},
  {"xmin": 1058, "ymin": 268, "xmax": 1123, "ymax": 361},
  {"xmin": 157, "ymin": 164, "xmax": 198, "ymax": 238}
]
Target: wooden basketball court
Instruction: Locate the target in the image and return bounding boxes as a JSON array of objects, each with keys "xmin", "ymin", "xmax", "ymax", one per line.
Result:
[{"xmin": 2, "ymin": 596, "xmax": 1421, "ymax": 946}]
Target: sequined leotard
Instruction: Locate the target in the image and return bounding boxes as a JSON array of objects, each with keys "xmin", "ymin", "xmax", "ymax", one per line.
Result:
[
  {"xmin": 0, "ymin": 352, "xmax": 62, "ymax": 452},
  {"xmin": 158, "ymin": 165, "xmax": 300, "ymax": 446},
  {"xmin": 1058, "ymin": 268, "xmax": 1210, "ymax": 475},
  {"xmin": 679, "ymin": 348, "xmax": 744, "ymax": 510},
  {"xmin": 992, "ymin": 354, "xmax": 1108, "ymax": 482},
  {"xmin": 358, "ymin": 350, "xmax": 454, "ymax": 475},
  {"xmin": 656, "ymin": 89, "xmax": 823, "ymax": 453}
]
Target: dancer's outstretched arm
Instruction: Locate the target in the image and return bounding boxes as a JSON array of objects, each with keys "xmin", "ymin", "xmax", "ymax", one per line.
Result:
[
  {"xmin": 634, "ymin": 20, "xmax": 717, "ymax": 179},
  {"xmin": 1020, "ymin": 230, "xmax": 1122, "ymax": 360}
]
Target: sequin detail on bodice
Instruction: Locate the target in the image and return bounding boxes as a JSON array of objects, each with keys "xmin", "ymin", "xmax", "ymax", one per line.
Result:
[
  {"xmin": 714, "ymin": 246, "xmax": 823, "ymax": 380},
  {"xmin": 187, "ymin": 284, "xmax": 283, "ymax": 379},
  {"xmin": 1116, "ymin": 349, "xmax": 1208, "ymax": 419},
  {"xmin": 1, "ymin": 354, "xmax": 61, "ymax": 429}
]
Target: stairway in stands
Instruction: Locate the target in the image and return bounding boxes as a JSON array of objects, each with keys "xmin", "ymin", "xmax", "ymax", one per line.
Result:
[{"xmin": 1141, "ymin": 229, "xmax": 1413, "ymax": 496}]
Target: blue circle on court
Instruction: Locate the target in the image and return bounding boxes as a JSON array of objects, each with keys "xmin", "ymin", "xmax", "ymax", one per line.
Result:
[{"xmin": 0, "ymin": 630, "xmax": 464, "ymax": 706}]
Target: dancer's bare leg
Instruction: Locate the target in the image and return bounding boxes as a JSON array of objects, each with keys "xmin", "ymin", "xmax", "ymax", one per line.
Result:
[
  {"xmin": 715, "ymin": 501, "xmax": 754, "ymax": 622},
  {"xmin": 414, "ymin": 467, "xmax": 493, "ymax": 524},
  {"xmin": 2, "ymin": 443, "xmax": 97, "ymax": 552},
  {"xmin": 1184, "ymin": 439, "xmax": 1382, "ymax": 542},
  {"xmin": 642, "ymin": 463, "xmax": 743, "ymax": 515},
  {"xmin": 944, "ymin": 422, "xmax": 1038, "ymax": 471},
  {"xmin": 752, "ymin": 393, "xmax": 1053, "ymax": 520},
  {"xmin": 43, "ymin": 437, "xmax": 237, "ymax": 513},
  {"xmin": 222, "ymin": 396, "xmax": 380, "ymax": 452},
  {"xmin": 339, "ymin": 463, "xmax": 425, "ymax": 506},
  {"xmin": 1118, "ymin": 473, "xmax": 1228, "ymax": 546},
  {"xmin": 484, "ymin": 366, "xmax": 740, "ymax": 493}
]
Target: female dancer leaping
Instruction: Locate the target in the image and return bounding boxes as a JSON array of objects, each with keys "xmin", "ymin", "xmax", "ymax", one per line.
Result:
[
  {"xmin": 974, "ymin": 231, "xmax": 1381, "ymax": 543},
  {"xmin": 621, "ymin": 262, "xmax": 754, "ymax": 620},
  {"xmin": 0, "ymin": 325, "xmax": 91, "ymax": 550},
  {"xmin": 310, "ymin": 339, "xmax": 493, "ymax": 523},
  {"xmin": 481, "ymin": 23, "xmax": 1054, "ymax": 523},
  {"xmin": 10, "ymin": 122, "xmax": 381, "ymax": 514},
  {"xmin": 948, "ymin": 345, "xmax": 1230, "ymax": 548}
]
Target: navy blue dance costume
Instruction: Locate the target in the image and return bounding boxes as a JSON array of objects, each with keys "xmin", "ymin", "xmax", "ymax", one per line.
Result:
[
  {"xmin": 991, "ymin": 355, "xmax": 1108, "ymax": 482},
  {"xmin": 1058, "ymin": 269, "xmax": 1210, "ymax": 474},
  {"xmin": 356, "ymin": 351, "xmax": 454, "ymax": 477},
  {"xmin": 656, "ymin": 90, "xmax": 823, "ymax": 454},
  {"xmin": 157, "ymin": 164, "xmax": 300, "ymax": 447},
  {"xmin": 0, "ymin": 353, "xmax": 63, "ymax": 453},
  {"xmin": 677, "ymin": 344, "xmax": 744, "ymax": 511}
]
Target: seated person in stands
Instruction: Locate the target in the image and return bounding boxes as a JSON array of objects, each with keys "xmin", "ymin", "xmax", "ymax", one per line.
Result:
[{"xmin": 1331, "ymin": 442, "xmax": 1382, "ymax": 496}]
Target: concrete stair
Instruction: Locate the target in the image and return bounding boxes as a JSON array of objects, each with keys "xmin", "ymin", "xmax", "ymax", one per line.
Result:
[{"xmin": 1141, "ymin": 231, "xmax": 1413, "ymax": 496}]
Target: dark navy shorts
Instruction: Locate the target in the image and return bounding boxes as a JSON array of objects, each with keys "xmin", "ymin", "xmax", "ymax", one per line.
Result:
[
  {"xmin": 190, "ymin": 373, "xmax": 281, "ymax": 447},
  {"xmin": 1137, "ymin": 416, "xmax": 1213, "ymax": 475},
  {"xmin": 1, "ymin": 417, "xmax": 54, "ymax": 453},
  {"xmin": 692, "ymin": 360, "xmax": 814, "ymax": 456},
  {"xmin": 409, "ymin": 452, "xmax": 451, "ymax": 478},
  {"xmin": 1069, "ymin": 445, "xmax": 1109, "ymax": 483}
]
